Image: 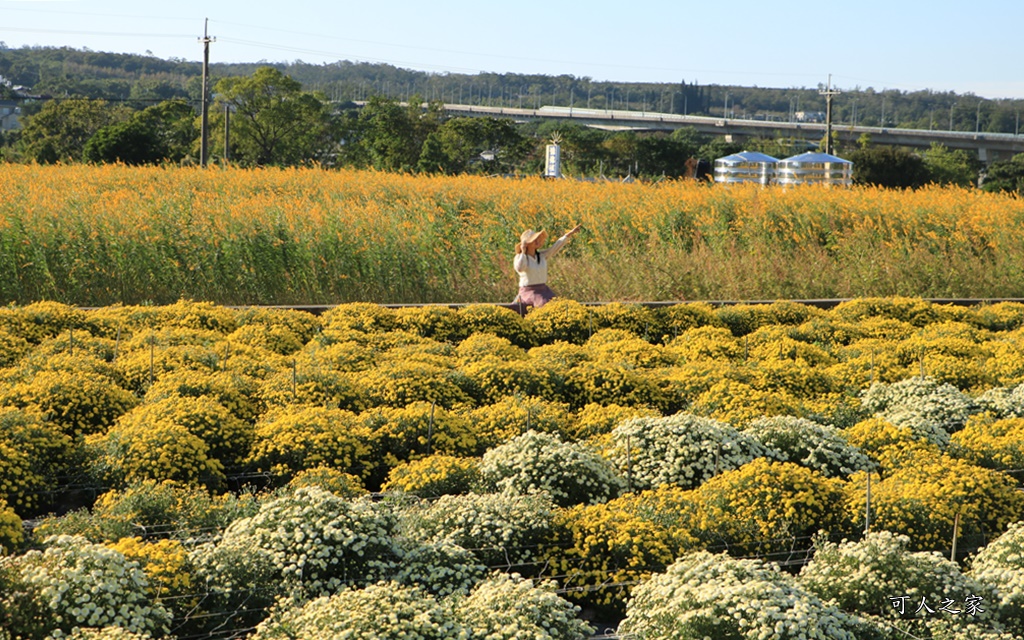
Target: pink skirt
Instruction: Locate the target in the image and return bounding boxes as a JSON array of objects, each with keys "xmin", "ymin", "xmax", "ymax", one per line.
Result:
[{"xmin": 514, "ymin": 284, "xmax": 556, "ymax": 315}]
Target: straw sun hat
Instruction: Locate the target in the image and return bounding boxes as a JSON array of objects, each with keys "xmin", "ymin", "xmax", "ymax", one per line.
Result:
[{"xmin": 520, "ymin": 229, "xmax": 547, "ymax": 245}]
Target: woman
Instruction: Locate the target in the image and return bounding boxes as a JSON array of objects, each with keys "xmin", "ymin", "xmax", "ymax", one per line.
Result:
[{"xmin": 513, "ymin": 224, "xmax": 582, "ymax": 313}]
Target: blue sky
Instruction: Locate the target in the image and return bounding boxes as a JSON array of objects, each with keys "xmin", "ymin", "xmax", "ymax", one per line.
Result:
[{"xmin": 2, "ymin": 0, "xmax": 1023, "ymax": 99}]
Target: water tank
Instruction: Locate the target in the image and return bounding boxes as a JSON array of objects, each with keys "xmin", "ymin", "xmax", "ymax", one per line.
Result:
[
  {"xmin": 713, "ymin": 151, "xmax": 779, "ymax": 185},
  {"xmin": 776, "ymin": 151, "xmax": 853, "ymax": 186}
]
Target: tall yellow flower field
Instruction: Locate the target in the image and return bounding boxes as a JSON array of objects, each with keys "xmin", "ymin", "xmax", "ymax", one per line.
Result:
[{"xmin": 1, "ymin": 163, "xmax": 1023, "ymax": 305}]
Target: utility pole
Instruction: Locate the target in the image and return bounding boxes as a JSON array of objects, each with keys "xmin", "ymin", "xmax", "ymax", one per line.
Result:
[
  {"xmin": 223, "ymin": 103, "xmax": 230, "ymax": 163},
  {"xmin": 819, "ymin": 74, "xmax": 840, "ymax": 156},
  {"xmin": 198, "ymin": 19, "xmax": 215, "ymax": 167}
]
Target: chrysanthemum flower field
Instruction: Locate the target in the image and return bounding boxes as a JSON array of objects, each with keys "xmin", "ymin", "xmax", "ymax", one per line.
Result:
[{"xmin": 3, "ymin": 297, "xmax": 1024, "ymax": 639}]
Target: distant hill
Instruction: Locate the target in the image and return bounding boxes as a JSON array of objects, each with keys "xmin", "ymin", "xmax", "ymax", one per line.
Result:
[{"xmin": 1, "ymin": 44, "xmax": 1022, "ymax": 133}]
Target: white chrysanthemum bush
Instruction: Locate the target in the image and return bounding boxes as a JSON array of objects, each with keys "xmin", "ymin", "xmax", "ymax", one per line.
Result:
[
  {"xmin": 604, "ymin": 413, "xmax": 771, "ymax": 491},
  {"xmin": 0, "ymin": 535, "xmax": 171, "ymax": 638},
  {"xmin": 800, "ymin": 530, "xmax": 997, "ymax": 627},
  {"xmin": 744, "ymin": 415, "xmax": 875, "ymax": 478},
  {"xmin": 971, "ymin": 521, "xmax": 1024, "ymax": 632},
  {"xmin": 479, "ymin": 430, "xmax": 624, "ymax": 507},
  {"xmin": 617, "ymin": 550, "xmax": 873, "ymax": 640}
]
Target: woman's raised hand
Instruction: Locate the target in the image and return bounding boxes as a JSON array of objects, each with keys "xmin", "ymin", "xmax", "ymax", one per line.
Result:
[{"xmin": 566, "ymin": 224, "xmax": 582, "ymax": 237}]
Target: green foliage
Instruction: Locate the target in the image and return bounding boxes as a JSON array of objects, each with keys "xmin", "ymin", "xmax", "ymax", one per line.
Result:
[
  {"xmin": 982, "ymin": 153, "xmax": 1024, "ymax": 194},
  {"xmin": 922, "ymin": 142, "xmax": 981, "ymax": 187},
  {"xmin": 213, "ymin": 67, "xmax": 337, "ymax": 166},
  {"xmin": 18, "ymin": 98, "xmax": 131, "ymax": 163}
]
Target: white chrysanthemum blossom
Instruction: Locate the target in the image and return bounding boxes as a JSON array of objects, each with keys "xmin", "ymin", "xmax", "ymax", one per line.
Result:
[
  {"xmin": 452, "ymin": 572, "xmax": 594, "ymax": 640},
  {"xmin": 976, "ymin": 383, "xmax": 1024, "ymax": 419},
  {"xmin": 10, "ymin": 535, "xmax": 170, "ymax": 637},
  {"xmin": 744, "ymin": 416, "xmax": 875, "ymax": 478},
  {"xmin": 195, "ymin": 487, "xmax": 400, "ymax": 598},
  {"xmin": 400, "ymin": 490, "xmax": 554, "ymax": 568},
  {"xmin": 250, "ymin": 581, "xmax": 466, "ymax": 639},
  {"xmin": 862, "ymin": 376, "xmax": 978, "ymax": 434},
  {"xmin": 606, "ymin": 413, "xmax": 770, "ymax": 491},
  {"xmin": 393, "ymin": 539, "xmax": 486, "ymax": 598},
  {"xmin": 882, "ymin": 408, "xmax": 953, "ymax": 448},
  {"xmin": 479, "ymin": 430, "xmax": 624, "ymax": 507},
  {"xmin": 618, "ymin": 550, "xmax": 870, "ymax": 639},
  {"xmin": 800, "ymin": 530, "xmax": 997, "ymax": 627},
  {"xmin": 971, "ymin": 521, "xmax": 1024, "ymax": 631}
]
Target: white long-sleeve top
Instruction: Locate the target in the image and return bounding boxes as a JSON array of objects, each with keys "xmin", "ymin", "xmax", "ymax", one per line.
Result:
[{"xmin": 513, "ymin": 235, "xmax": 568, "ymax": 287}]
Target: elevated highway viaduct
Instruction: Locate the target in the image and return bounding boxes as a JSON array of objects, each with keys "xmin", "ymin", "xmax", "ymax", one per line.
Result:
[{"xmin": 439, "ymin": 103, "xmax": 1024, "ymax": 164}]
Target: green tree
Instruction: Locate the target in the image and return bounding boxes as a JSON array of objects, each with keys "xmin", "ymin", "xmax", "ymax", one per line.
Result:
[
  {"xmin": 848, "ymin": 145, "xmax": 930, "ymax": 189},
  {"xmin": 982, "ymin": 153, "xmax": 1024, "ymax": 195},
  {"xmin": 18, "ymin": 98, "xmax": 130, "ymax": 163},
  {"xmin": 212, "ymin": 66, "xmax": 336, "ymax": 166},
  {"xmin": 349, "ymin": 95, "xmax": 443, "ymax": 172},
  {"xmin": 83, "ymin": 99, "xmax": 196, "ymax": 165},
  {"xmin": 922, "ymin": 142, "xmax": 980, "ymax": 187},
  {"xmin": 418, "ymin": 117, "xmax": 529, "ymax": 174}
]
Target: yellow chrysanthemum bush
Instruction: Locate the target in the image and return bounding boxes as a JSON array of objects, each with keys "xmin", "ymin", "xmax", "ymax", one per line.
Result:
[
  {"xmin": 985, "ymin": 336, "xmax": 1024, "ymax": 386},
  {"xmin": 89, "ymin": 417, "xmax": 224, "ymax": 489},
  {"xmin": 970, "ymin": 521, "xmax": 1024, "ymax": 632},
  {"xmin": 744, "ymin": 416, "xmax": 874, "ymax": 478},
  {"xmin": 971, "ymin": 302, "xmax": 1024, "ymax": 332},
  {"xmin": 832, "ymin": 296, "xmax": 951, "ymax": 327},
  {"xmin": 526, "ymin": 340, "xmax": 591, "ymax": 370},
  {"xmin": 108, "ymin": 536, "xmax": 197, "ymax": 605},
  {"xmin": 591, "ymin": 302, "xmax": 665, "ymax": 341},
  {"xmin": 0, "ymin": 301, "xmax": 89, "ymax": 345},
  {"xmin": 0, "ymin": 534, "xmax": 172, "ymax": 638},
  {"xmin": 399, "ymin": 490, "xmax": 556, "ymax": 569},
  {"xmin": 320, "ymin": 301, "xmax": 399, "ymax": 333},
  {"xmin": 0, "ymin": 328, "xmax": 31, "ymax": 367},
  {"xmin": 258, "ymin": 359, "xmax": 368, "ymax": 412},
  {"xmin": 393, "ymin": 304, "xmax": 468, "ymax": 343},
  {"xmin": 454, "ymin": 331, "xmax": 528, "ymax": 364},
  {"xmin": 799, "ymin": 530, "xmax": 997, "ymax": 627},
  {"xmin": 524, "ymin": 298, "xmax": 597, "ymax": 345},
  {"xmin": 374, "ymin": 337, "xmax": 457, "ymax": 369},
  {"xmin": 604, "ymin": 413, "xmax": 770, "ymax": 491},
  {"xmin": 225, "ymin": 322, "xmax": 305, "ymax": 356},
  {"xmin": 653, "ymin": 302, "xmax": 723, "ymax": 339},
  {"xmin": 568, "ymin": 402, "xmax": 661, "ymax": 441},
  {"xmin": 0, "ymin": 369, "xmax": 138, "ymax": 439},
  {"xmin": 562, "ymin": 361, "xmax": 665, "ymax": 410},
  {"xmin": 461, "ymin": 356, "xmax": 560, "ymax": 405},
  {"xmin": 746, "ymin": 325, "xmax": 838, "ymax": 367},
  {"xmin": 462, "ymin": 394, "xmax": 574, "ymax": 447},
  {"xmin": 233, "ymin": 305, "xmax": 321, "ymax": 346},
  {"xmin": 692, "ymin": 378, "xmax": 803, "ymax": 424},
  {"xmin": 691, "ymin": 458, "xmax": 848, "ymax": 555},
  {"xmin": 789, "ymin": 315, "xmax": 866, "ymax": 347},
  {"xmin": 456, "ymin": 304, "xmax": 535, "ymax": 348},
  {"xmin": 664, "ymin": 325, "xmax": 744, "ymax": 362},
  {"xmin": 0, "ymin": 407, "xmax": 71, "ymax": 515},
  {"xmin": 246, "ymin": 405, "xmax": 373, "ymax": 482},
  {"xmin": 844, "ymin": 457, "xmax": 1024, "ymax": 552},
  {"xmin": 286, "ymin": 466, "xmax": 368, "ymax": 498},
  {"xmin": 843, "ymin": 417, "xmax": 945, "ymax": 473},
  {"xmin": 300, "ymin": 337, "xmax": 375, "ymax": 372},
  {"xmin": 361, "ymin": 402, "xmax": 479, "ymax": 487},
  {"xmin": 479, "ymin": 430, "xmax": 624, "ymax": 508},
  {"xmin": 157, "ymin": 299, "xmax": 240, "ymax": 334},
  {"xmin": 144, "ymin": 367, "xmax": 262, "ymax": 424},
  {"xmin": 382, "ymin": 455, "xmax": 482, "ymax": 498},
  {"xmin": 951, "ymin": 413, "xmax": 1024, "ymax": 473},
  {"xmin": 617, "ymin": 550, "xmax": 872, "ymax": 640},
  {"xmin": 360, "ymin": 360, "xmax": 471, "ymax": 409},
  {"xmin": 114, "ymin": 341, "xmax": 221, "ymax": 393},
  {"xmin": 585, "ymin": 331, "xmax": 677, "ymax": 369},
  {"xmin": 828, "ymin": 338, "xmax": 908, "ymax": 390},
  {"xmin": 543, "ymin": 485, "xmax": 701, "ymax": 616},
  {"xmin": 647, "ymin": 360, "xmax": 738, "ymax": 414},
  {"xmin": 0, "ymin": 498, "xmax": 23, "ymax": 554},
  {"xmin": 117, "ymin": 395, "xmax": 255, "ymax": 471}
]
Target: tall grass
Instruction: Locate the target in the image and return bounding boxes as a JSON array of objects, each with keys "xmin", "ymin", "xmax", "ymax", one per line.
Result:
[{"xmin": 1, "ymin": 163, "xmax": 1023, "ymax": 305}]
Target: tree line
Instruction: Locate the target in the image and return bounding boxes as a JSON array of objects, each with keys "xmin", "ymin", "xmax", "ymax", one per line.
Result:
[{"xmin": 2, "ymin": 64, "xmax": 1023, "ymax": 192}]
